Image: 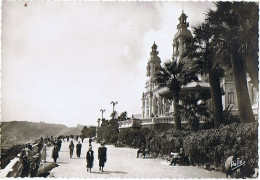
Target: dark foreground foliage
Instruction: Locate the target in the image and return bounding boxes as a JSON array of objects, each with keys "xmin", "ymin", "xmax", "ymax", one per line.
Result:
[
  {"xmin": 146, "ymin": 122, "xmax": 257, "ymax": 176},
  {"xmin": 118, "ymin": 128, "xmax": 154, "ymax": 148},
  {"xmin": 183, "ymin": 123, "xmax": 258, "ymax": 172}
]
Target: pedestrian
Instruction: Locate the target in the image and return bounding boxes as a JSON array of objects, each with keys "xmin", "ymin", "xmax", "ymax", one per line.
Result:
[
  {"xmin": 98, "ymin": 142, "xmax": 107, "ymax": 172},
  {"xmin": 89, "ymin": 138, "xmax": 92, "ymax": 147},
  {"xmin": 21, "ymin": 154, "xmax": 30, "ymax": 177},
  {"xmin": 67, "ymin": 136, "xmax": 69, "ymax": 142},
  {"xmin": 69, "ymin": 141, "xmax": 74, "ymax": 158},
  {"xmin": 37, "ymin": 142, "xmax": 43, "ymax": 153},
  {"xmin": 24, "ymin": 144, "xmax": 32, "ymax": 157},
  {"xmin": 81, "ymin": 136, "xmax": 84, "ymax": 143},
  {"xmin": 141, "ymin": 144, "xmax": 146, "ymax": 158},
  {"xmin": 52, "ymin": 143, "xmax": 59, "ymax": 163},
  {"xmin": 28, "ymin": 143, "xmax": 33, "ymax": 151},
  {"xmin": 136, "ymin": 147, "xmax": 142, "ymax": 158},
  {"xmin": 86, "ymin": 146, "xmax": 94, "ymax": 172},
  {"xmin": 41, "ymin": 144, "xmax": 47, "ymax": 163},
  {"xmin": 76, "ymin": 141, "xmax": 82, "ymax": 158},
  {"xmin": 30, "ymin": 153, "xmax": 41, "ymax": 177}
]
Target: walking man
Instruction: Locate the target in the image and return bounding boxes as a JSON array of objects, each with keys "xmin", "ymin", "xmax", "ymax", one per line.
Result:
[
  {"xmin": 76, "ymin": 141, "xmax": 82, "ymax": 158},
  {"xmin": 86, "ymin": 146, "xmax": 94, "ymax": 172},
  {"xmin": 69, "ymin": 141, "xmax": 74, "ymax": 158},
  {"xmin": 98, "ymin": 142, "xmax": 107, "ymax": 172}
]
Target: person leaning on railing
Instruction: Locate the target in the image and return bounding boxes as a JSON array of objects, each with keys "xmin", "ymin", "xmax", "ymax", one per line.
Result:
[
  {"xmin": 20, "ymin": 152, "xmax": 30, "ymax": 177},
  {"xmin": 29, "ymin": 153, "xmax": 41, "ymax": 177}
]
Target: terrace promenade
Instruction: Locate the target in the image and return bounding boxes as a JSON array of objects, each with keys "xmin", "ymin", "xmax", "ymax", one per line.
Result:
[{"xmin": 45, "ymin": 139, "xmax": 225, "ymax": 178}]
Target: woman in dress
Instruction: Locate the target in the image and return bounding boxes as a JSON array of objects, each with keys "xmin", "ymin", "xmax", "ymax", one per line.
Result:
[{"xmin": 86, "ymin": 146, "xmax": 94, "ymax": 172}]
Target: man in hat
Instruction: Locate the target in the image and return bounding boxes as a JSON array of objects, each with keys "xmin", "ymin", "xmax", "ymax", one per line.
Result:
[{"xmin": 98, "ymin": 142, "xmax": 107, "ymax": 172}]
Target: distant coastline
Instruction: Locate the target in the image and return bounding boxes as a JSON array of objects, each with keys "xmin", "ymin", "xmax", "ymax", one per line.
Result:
[{"xmin": 1, "ymin": 121, "xmax": 87, "ymax": 145}]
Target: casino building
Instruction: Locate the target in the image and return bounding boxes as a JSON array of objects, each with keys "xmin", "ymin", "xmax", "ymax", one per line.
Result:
[{"xmin": 118, "ymin": 12, "xmax": 258, "ymax": 131}]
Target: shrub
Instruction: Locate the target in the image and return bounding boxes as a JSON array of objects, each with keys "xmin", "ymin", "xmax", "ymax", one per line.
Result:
[
  {"xmin": 183, "ymin": 122, "xmax": 258, "ymax": 175},
  {"xmin": 149, "ymin": 129, "xmax": 191, "ymax": 157},
  {"xmin": 118, "ymin": 128, "xmax": 154, "ymax": 148}
]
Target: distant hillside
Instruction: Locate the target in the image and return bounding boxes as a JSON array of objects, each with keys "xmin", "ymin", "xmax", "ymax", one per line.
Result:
[{"xmin": 1, "ymin": 121, "xmax": 86, "ymax": 145}]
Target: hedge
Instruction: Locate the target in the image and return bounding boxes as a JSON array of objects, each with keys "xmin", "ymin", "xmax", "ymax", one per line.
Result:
[
  {"xmin": 118, "ymin": 128, "xmax": 154, "ymax": 148},
  {"xmin": 183, "ymin": 122, "xmax": 258, "ymax": 171}
]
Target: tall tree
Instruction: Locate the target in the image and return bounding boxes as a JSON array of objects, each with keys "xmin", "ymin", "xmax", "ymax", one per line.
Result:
[
  {"xmin": 185, "ymin": 23, "xmax": 224, "ymax": 128},
  {"xmin": 118, "ymin": 111, "xmax": 128, "ymax": 121},
  {"xmin": 207, "ymin": 2, "xmax": 257, "ymax": 123},
  {"xmin": 178, "ymin": 94, "xmax": 211, "ymax": 131},
  {"xmin": 155, "ymin": 60, "xmax": 198, "ymax": 130}
]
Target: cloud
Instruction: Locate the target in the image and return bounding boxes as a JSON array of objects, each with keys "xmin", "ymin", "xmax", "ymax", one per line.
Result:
[{"xmin": 2, "ymin": 2, "xmax": 163, "ymax": 127}]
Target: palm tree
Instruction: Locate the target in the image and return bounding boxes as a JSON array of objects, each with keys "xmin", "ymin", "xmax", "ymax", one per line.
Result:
[
  {"xmin": 185, "ymin": 22, "xmax": 224, "ymax": 128},
  {"xmin": 207, "ymin": 2, "xmax": 257, "ymax": 123},
  {"xmin": 118, "ymin": 111, "xmax": 128, "ymax": 121},
  {"xmin": 155, "ymin": 60, "xmax": 198, "ymax": 130},
  {"xmin": 178, "ymin": 94, "xmax": 211, "ymax": 131}
]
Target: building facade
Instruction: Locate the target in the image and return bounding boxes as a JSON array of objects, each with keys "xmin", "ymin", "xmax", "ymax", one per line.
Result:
[{"xmin": 118, "ymin": 11, "xmax": 258, "ymax": 130}]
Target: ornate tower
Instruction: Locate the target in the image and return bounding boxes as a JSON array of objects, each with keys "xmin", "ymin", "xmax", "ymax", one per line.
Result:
[
  {"xmin": 146, "ymin": 42, "xmax": 161, "ymax": 90},
  {"xmin": 143, "ymin": 42, "xmax": 161, "ymax": 118},
  {"xmin": 172, "ymin": 11, "xmax": 192, "ymax": 62}
]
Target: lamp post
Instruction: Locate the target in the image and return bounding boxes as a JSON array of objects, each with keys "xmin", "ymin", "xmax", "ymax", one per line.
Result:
[
  {"xmin": 110, "ymin": 101, "xmax": 118, "ymax": 120},
  {"xmin": 100, "ymin": 109, "xmax": 106, "ymax": 121},
  {"xmin": 97, "ymin": 118, "xmax": 101, "ymax": 128},
  {"xmin": 96, "ymin": 118, "xmax": 101, "ymax": 139}
]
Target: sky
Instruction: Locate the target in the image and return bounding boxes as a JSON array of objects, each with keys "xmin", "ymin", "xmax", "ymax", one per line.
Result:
[{"xmin": 2, "ymin": 1, "xmax": 215, "ymax": 127}]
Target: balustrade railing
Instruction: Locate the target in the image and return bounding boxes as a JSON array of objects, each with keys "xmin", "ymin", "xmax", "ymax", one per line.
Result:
[
  {"xmin": 118, "ymin": 119, "xmax": 141, "ymax": 129},
  {"xmin": 118, "ymin": 114, "xmax": 210, "ymax": 128},
  {"xmin": 0, "ymin": 142, "xmax": 41, "ymax": 178}
]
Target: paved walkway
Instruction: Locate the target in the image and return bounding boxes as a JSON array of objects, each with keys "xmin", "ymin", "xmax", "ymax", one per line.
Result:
[{"xmin": 45, "ymin": 139, "xmax": 225, "ymax": 178}]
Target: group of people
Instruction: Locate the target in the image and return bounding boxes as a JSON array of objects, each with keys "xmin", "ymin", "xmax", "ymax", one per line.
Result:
[
  {"xmin": 20, "ymin": 136, "xmax": 107, "ymax": 176},
  {"xmin": 63, "ymin": 135, "xmax": 85, "ymax": 143},
  {"xmin": 64, "ymin": 137, "xmax": 107, "ymax": 173},
  {"xmin": 69, "ymin": 141, "xmax": 82, "ymax": 158},
  {"xmin": 19, "ymin": 137, "xmax": 46, "ymax": 177},
  {"xmin": 136, "ymin": 143, "xmax": 150, "ymax": 158},
  {"xmin": 86, "ymin": 141, "xmax": 107, "ymax": 172}
]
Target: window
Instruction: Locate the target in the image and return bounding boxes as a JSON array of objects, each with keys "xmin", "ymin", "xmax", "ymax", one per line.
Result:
[{"xmin": 228, "ymin": 92, "xmax": 235, "ymax": 104}]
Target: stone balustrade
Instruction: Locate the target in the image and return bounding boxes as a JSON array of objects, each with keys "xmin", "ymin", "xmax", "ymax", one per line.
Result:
[
  {"xmin": 119, "ymin": 115, "xmax": 210, "ymax": 128},
  {"xmin": 0, "ymin": 142, "xmax": 41, "ymax": 177},
  {"xmin": 118, "ymin": 119, "xmax": 141, "ymax": 129}
]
